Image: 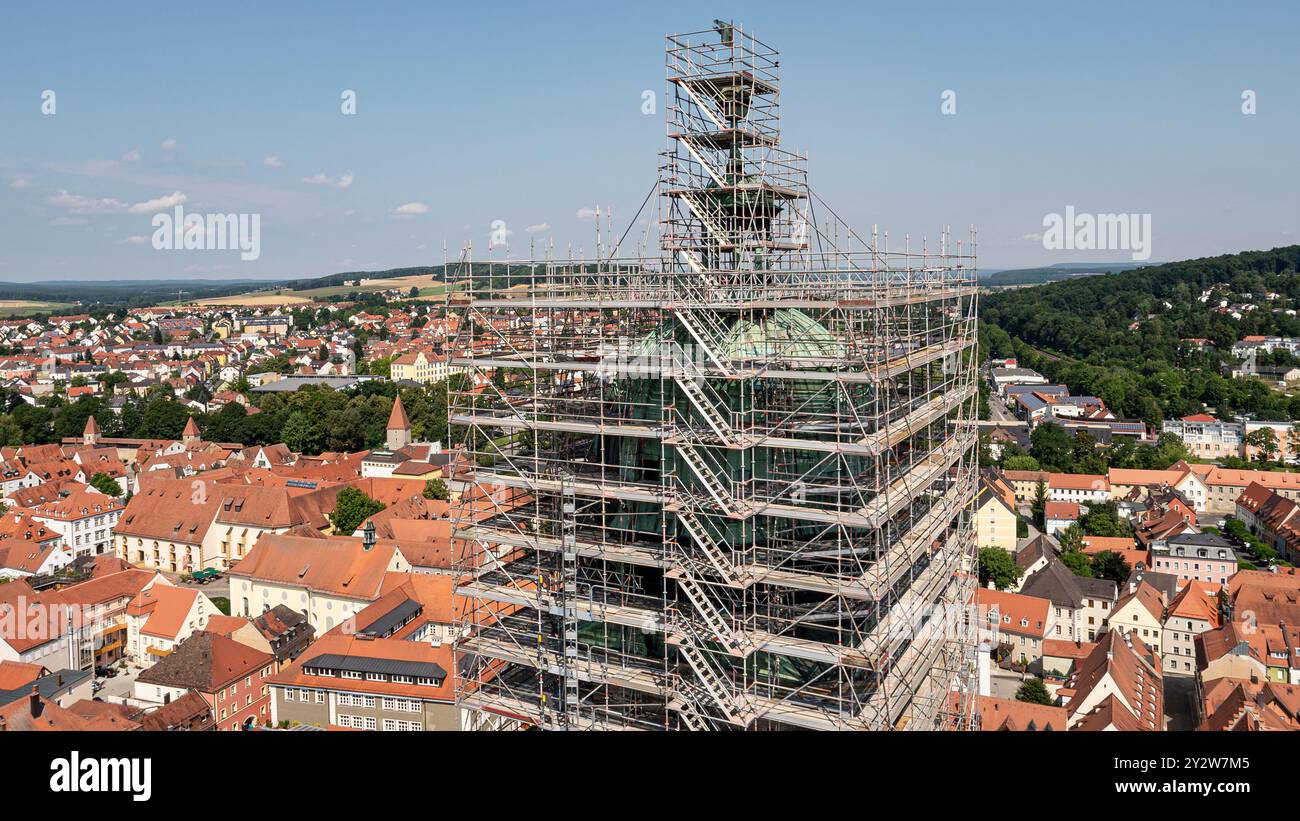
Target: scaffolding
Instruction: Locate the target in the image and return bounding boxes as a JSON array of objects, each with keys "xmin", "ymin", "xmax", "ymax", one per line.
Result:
[{"xmin": 450, "ymin": 22, "xmax": 980, "ymax": 731}]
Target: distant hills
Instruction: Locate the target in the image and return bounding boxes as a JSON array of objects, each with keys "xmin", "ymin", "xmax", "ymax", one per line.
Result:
[
  {"xmin": 0, "ymin": 268, "xmax": 450, "ymax": 310},
  {"xmin": 0, "ymin": 257, "xmax": 1175, "ymax": 311},
  {"xmin": 979, "ymin": 261, "xmax": 1160, "ymax": 287}
]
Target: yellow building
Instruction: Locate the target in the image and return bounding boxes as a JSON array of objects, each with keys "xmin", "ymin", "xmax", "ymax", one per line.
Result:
[{"xmin": 977, "ymin": 475, "xmax": 1018, "ymax": 552}]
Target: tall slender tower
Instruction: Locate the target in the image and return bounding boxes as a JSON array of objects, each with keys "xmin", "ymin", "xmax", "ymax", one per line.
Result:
[{"xmin": 450, "ymin": 23, "xmax": 979, "ymax": 730}]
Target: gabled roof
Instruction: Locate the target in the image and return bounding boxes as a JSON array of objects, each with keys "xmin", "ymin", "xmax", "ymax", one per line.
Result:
[
  {"xmin": 139, "ymin": 689, "xmax": 213, "ymax": 731},
  {"xmin": 136, "ymin": 631, "xmax": 272, "ymax": 692},
  {"xmin": 1044, "ymin": 501, "xmax": 1079, "ymax": 520},
  {"xmin": 977, "ymin": 695, "xmax": 1067, "ymax": 731},
  {"xmin": 1048, "ymin": 473, "xmax": 1108, "ymax": 492},
  {"xmin": 0, "ymin": 690, "xmax": 104, "ymax": 731},
  {"xmin": 113, "ymin": 479, "xmax": 221, "ymax": 545},
  {"xmin": 976, "ymin": 587, "xmax": 1050, "ymax": 639},
  {"xmin": 1020, "ymin": 555, "xmax": 1117, "ymax": 609},
  {"xmin": 1113, "ymin": 579, "xmax": 1166, "ymax": 623},
  {"xmin": 1167, "ymin": 581, "xmax": 1221, "ymax": 628},
  {"xmin": 127, "ymin": 584, "xmax": 201, "ymax": 639},
  {"xmin": 1066, "ymin": 630, "xmax": 1163, "ymax": 730},
  {"xmin": 1071, "ymin": 693, "xmax": 1147, "ymax": 731},
  {"xmin": 228, "ymin": 534, "xmax": 400, "ymax": 600}
]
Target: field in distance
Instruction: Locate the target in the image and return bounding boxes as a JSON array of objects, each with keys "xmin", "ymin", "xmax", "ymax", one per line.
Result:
[
  {"xmin": 0, "ymin": 300, "xmax": 76, "ymax": 316},
  {"xmin": 190, "ymin": 273, "xmax": 447, "ymax": 306}
]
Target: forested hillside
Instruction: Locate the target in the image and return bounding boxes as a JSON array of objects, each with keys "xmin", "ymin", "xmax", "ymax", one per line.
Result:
[{"xmin": 980, "ymin": 246, "xmax": 1300, "ymax": 424}]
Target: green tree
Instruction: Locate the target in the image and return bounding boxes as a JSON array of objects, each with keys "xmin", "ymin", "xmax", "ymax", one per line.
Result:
[
  {"xmin": 136, "ymin": 396, "xmax": 191, "ymax": 439},
  {"xmin": 1060, "ymin": 547, "xmax": 1094, "ymax": 578},
  {"xmin": 0, "ymin": 415, "xmax": 22, "ymax": 447},
  {"xmin": 1245, "ymin": 426, "xmax": 1280, "ymax": 462},
  {"xmin": 280, "ymin": 410, "xmax": 321, "ymax": 455},
  {"xmin": 1077, "ymin": 501, "xmax": 1131, "ymax": 538},
  {"xmin": 1015, "ymin": 677, "xmax": 1053, "ymax": 706},
  {"xmin": 1090, "ymin": 550, "xmax": 1131, "ymax": 585},
  {"xmin": 88, "ymin": 472, "xmax": 123, "ymax": 497},
  {"xmin": 1056, "ymin": 523, "xmax": 1084, "ymax": 553},
  {"xmin": 422, "ymin": 478, "xmax": 449, "ymax": 501},
  {"xmin": 1002, "ymin": 454, "xmax": 1040, "ymax": 471},
  {"xmin": 1030, "ymin": 422, "xmax": 1074, "ymax": 472},
  {"xmin": 978, "ymin": 547, "xmax": 1022, "ymax": 591},
  {"xmin": 330, "ymin": 487, "xmax": 386, "ymax": 535},
  {"xmin": 1031, "ymin": 480, "xmax": 1048, "ymax": 530}
]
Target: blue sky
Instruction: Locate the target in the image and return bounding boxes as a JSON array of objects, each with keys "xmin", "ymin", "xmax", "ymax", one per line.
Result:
[{"xmin": 1, "ymin": 0, "xmax": 1297, "ymax": 281}]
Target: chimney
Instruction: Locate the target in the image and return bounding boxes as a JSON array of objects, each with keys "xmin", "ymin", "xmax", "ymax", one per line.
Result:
[{"xmin": 28, "ymin": 685, "xmax": 40, "ymax": 718}]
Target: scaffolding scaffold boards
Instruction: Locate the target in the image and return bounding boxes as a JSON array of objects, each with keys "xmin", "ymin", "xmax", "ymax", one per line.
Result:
[{"xmin": 449, "ymin": 20, "xmax": 979, "ymax": 732}]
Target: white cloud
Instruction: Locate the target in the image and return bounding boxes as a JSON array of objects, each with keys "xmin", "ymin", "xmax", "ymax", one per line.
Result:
[
  {"xmin": 526, "ymin": 223, "xmax": 550, "ymax": 233},
  {"xmin": 1019, "ymin": 232, "xmax": 1043, "ymax": 242},
  {"xmin": 124, "ymin": 235, "xmax": 149, "ymax": 245},
  {"xmin": 262, "ymin": 156, "xmax": 283, "ymax": 168},
  {"xmin": 127, "ymin": 191, "xmax": 187, "ymax": 214},
  {"xmin": 390, "ymin": 202, "xmax": 429, "ymax": 216},
  {"xmin": 161, "ymin": 138, "xmax": 178, "ymax": 151},
  {"xmin": 576, "ymin": 207, "xmax": 597, "ymax": 220},
  {"xmin": 302, "ymin": 171, "xmax": 353, "ymax": 188},
  {"xmin": 9, "ymin": 177, "xmax": 33, "ymax": 190},
  {"xmin": 122, "ymin": 149, "xmax": 141, "ymax": 162},
  {"xmin": 47, "ymin": 189, "xmax": 128, "ymax": 214}
]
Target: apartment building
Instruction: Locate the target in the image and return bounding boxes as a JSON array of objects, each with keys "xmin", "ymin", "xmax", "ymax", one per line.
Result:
[
  {"xmin": 1161, "ymin": 414, "xmax": 1243, "ymax": 461},
  {"xmin": 1150, "ymin": 533, "xmax": 1237, "ymax": 588},
  {"xmin": 26, "ymin": 487, "xmax": 125, "ymax": 558},
  {"xmin": 975, "ymin": 587, "xmax": 1052, "ymax": 672},
  {"xmin": 1161, "ymin": 581, "xmax": 1221, "ymax": 677}
]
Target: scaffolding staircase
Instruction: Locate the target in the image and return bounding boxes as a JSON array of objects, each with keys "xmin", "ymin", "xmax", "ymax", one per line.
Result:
[
  {"xmin": 674, "ymin": 307, "xmax": 732, "ymax": 375},
  {"xmin": 675, "ymin": 507, "xmax": 743, "ymax": 585},
  {"xmin": 674, "ymin": 440, "xmax": 741, "ymax": 515},
  {"xmin": 671, "ymin": 618, "xmax": 749, "ymax": 725},
  {"xmin": 672, "ymin": 361, "xmax": 737, "ymax": 442}
]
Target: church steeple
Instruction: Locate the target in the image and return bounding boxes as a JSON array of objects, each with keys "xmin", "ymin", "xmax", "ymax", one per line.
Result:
[
  {"xmin": 182, "ymin": 416, "xmax": 201, "ymax": 447},
  {"xmin": 386, "ymin": 394, "xmax": 412, "ymax": 451},
  {"xmin": 83, "ymin": 415, "xmax": 101, "ymax": 446}
]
